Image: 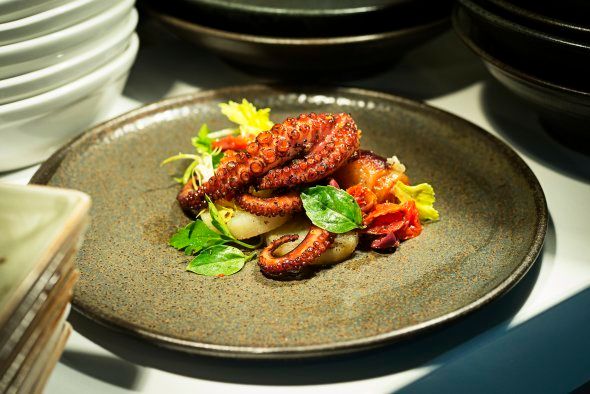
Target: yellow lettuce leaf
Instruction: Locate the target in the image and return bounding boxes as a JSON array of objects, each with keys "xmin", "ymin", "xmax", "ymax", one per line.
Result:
[
  {"xmin": 219, "ymin": 99, "xmax": 273, "ymax": 138},
  {"xmin": 393, "ymin": 182, "xmax": 439, "ymax": 221}
]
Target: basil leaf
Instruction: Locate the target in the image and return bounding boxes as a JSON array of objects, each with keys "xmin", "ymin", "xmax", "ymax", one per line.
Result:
[
  {"xmin": 186, "ymin": 245, "xmax": 255, "ymax": 276},
  {"xmin": 169, "ymin": 220, "xmax": 227, "ymax": 255},
  {"xmin": 205, "ymin": 195, "xmax": 233, "ymax": 237},
  {"xmin": 169, "ymin": 222, "xmax": 194, "ymax": 250},
  {"xmin": 301, "ymin": 185, "xmax": 363, "ymax": 233}
]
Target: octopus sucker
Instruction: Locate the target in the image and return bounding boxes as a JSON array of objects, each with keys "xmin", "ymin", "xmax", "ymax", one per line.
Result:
[
  {"xmin": 177, "ymin": 113, "xmax": 361, "ymax": 215},
  {"xmin": 258, "ymin": 225, "xmax": 335, "ymax": 278},
  {"xmin": 235, "ymin": 191, "xmax": 303, "ymax": 217}
]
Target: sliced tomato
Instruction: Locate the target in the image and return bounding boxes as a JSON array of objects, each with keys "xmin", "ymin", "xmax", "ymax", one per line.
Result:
[
  {"xmin": 401, "ymin": 200, "xmax": 422, "ymax": 240},
  {"xmin": 363, "ymin": 201, "xmax": 422, "ymax": 249},
  {"xmin": 212, "ymin": 135, "xmax": 248, "ymax": 151},
  {"xmin": 346, "ymin": 184, "xmax": 377, "ymax": 213},
  {"xmin": 363, "ymin": 203, "xmax": 406, "ymax": 234}
]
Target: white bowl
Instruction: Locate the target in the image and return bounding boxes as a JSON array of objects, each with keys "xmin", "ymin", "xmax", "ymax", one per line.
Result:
[
  {"xmin": 0, "ymin": 0, "xmax": 134, "ymax": 79},
  {"xmin": 0, "ymin": 10, "xmax": 138, "ymax": 104},
  {"xmin": 0, "ymin": 0, "xmax": 122, "ymax": 46},
  {"xmin": 0, "ymin": 0, "xmax": 73, "ymax": 24},
  {"xmin": 0, "ymin": 33, "xmax": 139, "ymax": 172}
]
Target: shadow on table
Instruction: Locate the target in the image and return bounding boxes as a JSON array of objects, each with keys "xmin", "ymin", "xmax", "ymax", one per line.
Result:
[
  {"xmin": 481, "ymin": 80, "xmax": 590, "ymax": 184},
  {"xmin": 59, "ymin": 351, "xmax": 143, "ymax": 390},
  {"xmin": 65, "ymin": 217, "xmax": 555, "ymax": 388},
  {"xmin": 124, "ymin": 20, "xmax": 486, "ymax": 103},
  {"xmin": 400, "ymin": 285, "xmax": 590, "ymax": 393}
]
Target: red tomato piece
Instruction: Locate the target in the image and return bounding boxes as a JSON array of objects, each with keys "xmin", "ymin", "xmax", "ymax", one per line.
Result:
[
  {"xmin": 363, "ymin": 201, "xmax": 422, "ymax": 249},
  {"xmin": 346, "ymin": 184, "xmax": 377, "ymax": 213},
  {"xmin": 212, "ymin": 135, "xmax": 248, "ymax": 151}
]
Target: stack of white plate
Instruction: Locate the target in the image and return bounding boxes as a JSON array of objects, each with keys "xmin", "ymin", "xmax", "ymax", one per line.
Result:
[
  {"xmin": 0, "ymin": 0, "xmax": 139, "ymax": 172},
  {"xmin": 0, "ymin": 183, "xmax": 91, "ymax": 393}
]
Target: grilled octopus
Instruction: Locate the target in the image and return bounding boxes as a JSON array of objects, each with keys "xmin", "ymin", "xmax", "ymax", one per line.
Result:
[
  {"xmin": 178, "ymin": 113, "xmax": 359, "ymax": 213},
  {"xmin": 177, "ymin": 112, "xmax": 361, "ymax": 278},
  {"xmin": 259, "ymin": 225, "xmax": 336, "ymax": 278}
]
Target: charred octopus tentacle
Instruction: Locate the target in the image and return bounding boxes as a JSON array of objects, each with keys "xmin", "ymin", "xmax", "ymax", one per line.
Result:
[
  {"xmin": 258, "ymin": 225, "xmax": 335, "ymax": 278},
  {"xmin": 234, "ymin": 191, "xmax": 303, "ymax": 217},
  {"xmin": 177, "ymin": 113, "xmax": 360, "ymax": 215},
  {"xmin": 257, "ymin": 115, "xmax": 360, "ymax": 190}
]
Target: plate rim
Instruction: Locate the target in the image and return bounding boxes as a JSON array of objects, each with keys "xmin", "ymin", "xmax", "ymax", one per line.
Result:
[
  {"xmin": 30, "ymin": 84, "xmax": 548, "ymax": 359},
  {"xmin": 149, "ymin": 9, "xmax": 450, "ymax": 45}
]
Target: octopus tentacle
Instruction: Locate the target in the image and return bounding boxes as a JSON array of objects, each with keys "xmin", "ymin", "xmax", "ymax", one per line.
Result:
[
  {"xmin": 257, "ymin": 115, "xmax": 360, "ymax": 190},
  {"xmin": 258, "ymin": 225, "xmax": 335, "ymax": 278},
  {"xmin": 235, "ymin": 191, "xmax": 303, "ymax": 217},
  {"xmin": 177, "ymin": 113, "xmax": 360, "ymax": 214}
]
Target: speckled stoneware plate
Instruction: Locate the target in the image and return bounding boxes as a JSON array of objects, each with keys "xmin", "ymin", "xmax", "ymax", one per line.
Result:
[{"xmin": 31, "ymin": 85, "xmax": 547, "ymax": 358}]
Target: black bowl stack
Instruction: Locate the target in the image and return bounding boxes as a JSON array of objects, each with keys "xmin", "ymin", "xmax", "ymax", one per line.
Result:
[
  {"xmin": 142, "ymin": 0, "xmax": 452, "ymax": 78},
  {"xmin": 453, "ymin": 0, "xmax": 590, "ymax": 151}
]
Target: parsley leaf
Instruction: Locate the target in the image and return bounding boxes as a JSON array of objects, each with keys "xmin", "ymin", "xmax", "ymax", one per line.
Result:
[
  {"xmin": 300, "ymin": 186, "xmax": 363, "ymax": 233},
  {"xmin": 186, "ymin": 245, "xmax": 256, "ymax": 277}
]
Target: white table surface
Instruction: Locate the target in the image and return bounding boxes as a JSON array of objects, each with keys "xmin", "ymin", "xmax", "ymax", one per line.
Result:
[{"xmin": 2, "ymin": 24, "xmax": 590, "ymax": 393}]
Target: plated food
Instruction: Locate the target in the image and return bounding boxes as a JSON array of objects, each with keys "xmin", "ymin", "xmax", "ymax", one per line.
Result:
[
  {"xmin": 31, "ymin": 86, "xmax": 546, "ymax": 357},
  {"xmin": 164, "ymin": 100, "xmax": 439, "ymax": 279}
]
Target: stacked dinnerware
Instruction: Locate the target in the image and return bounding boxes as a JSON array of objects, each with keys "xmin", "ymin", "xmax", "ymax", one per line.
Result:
[
  {"xmin": 142, "ymin": 0, "xmax": 453, "ymax": 78},
  {"xmin": 0, "ymin": 184, "xmax": 90, "ymax": 394},
  {"xmin": 453, "ymin": 0, "xmax": 590, "ymax": 151},
  {"xmin": 0, "ymin": 0, "xmax": 140, "ymax": 172}
]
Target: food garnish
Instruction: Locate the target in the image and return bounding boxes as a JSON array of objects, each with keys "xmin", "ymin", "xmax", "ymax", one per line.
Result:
[
  {"xmin": 393, "ymin": 182, "xmax": 439, "ymax": 221},
  {"xmin": 300, "ymin": 186, "xmax": 363, "ymax": 234},
  {"xmin": 164, "ymin": 99, "xmax": 439, "ymax": 279}
]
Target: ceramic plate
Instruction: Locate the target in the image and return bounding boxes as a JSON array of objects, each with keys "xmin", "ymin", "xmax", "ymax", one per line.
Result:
[{"xmin": 31, "ymin": 85, "xmax": 547, "ymax": 358}]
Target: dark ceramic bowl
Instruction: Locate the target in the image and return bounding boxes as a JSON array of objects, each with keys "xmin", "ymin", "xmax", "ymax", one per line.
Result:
[
  {"xmin": 456, "ymin": 0, "xmax": 590, "ymax": 90},
  {"xmin": 491, "ymin": 0, "xmax": 590, "ymax": 28},
  {"xmin": 481, "ymin": 0, "xmax": 590, "ymax": 41},
  {"xmin": 453, "ymin": 7, "xmax": 590, "ymax": 152},
  {"xmin": 143, "ymin": 0, "xmax": 453, "ymax": 37},
  {"xmin": 147, "ymin": 9, "xmax": 449, "ymax": 79}
]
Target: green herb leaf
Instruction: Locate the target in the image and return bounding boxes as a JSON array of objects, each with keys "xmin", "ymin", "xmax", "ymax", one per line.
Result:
[
  {"xmin": 205, "ymin": 195, "xmax": 233, "ymax": 237},
  {"xmin": 160, "ymin": 153, "xmax": 200, "ymax": 167},
  {"xmin": 186, "ymin": 245, "xmax": 256, "ymax": 276},
  {"xmin": 169, "ymin": 220, "xmax": 227, "ymax": 255},
  {"xmin": 191, "ymin": 124, "xmax": 213, "ymax": 154},
  {"xmin": 300, "ymin": 186, "xmax": 363, "ymax": 233},
  {"xmin": 212, "ymin": 151, "xmax": 224, "ymax": 168},
  {"xmin": 202, "ymin": 197, "xmax": 260, "ymax": 249}
]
